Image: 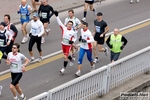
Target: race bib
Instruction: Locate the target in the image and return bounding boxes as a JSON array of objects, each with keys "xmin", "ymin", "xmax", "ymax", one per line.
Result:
[
  {"xmin": 0, "ymin": 39, "xmax": 4, "ymax": 46},
  {"xmin": 41, "ymin": 12, "xmax": 47, "ymax": 18},
  {"xmin": 63, "ymin": 38, "xmax": 69, "ymax": 44},
  {"xmin": 21, "ymin": 14, "xmax": 26, "ymax": 19},
  {"xmin": 95, "ymin": 26, "xmax": 100, "ymax": 33},
  {"xmin": 32, "ymin": 28, "xmax": 37, "ymax": 34},
  {"xmin": 11, "ymin": 63, "xmax": 18, "ymax": 69}
]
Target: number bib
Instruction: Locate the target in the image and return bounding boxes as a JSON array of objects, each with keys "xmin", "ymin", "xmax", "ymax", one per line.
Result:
[
  {"xmin": 63, "ymin": 38, "xmax": 69, "ymax": 44},
  {"xmin": 32, "ymin": 28, "xmax": 37, "ymax": 34},
  {"xmin": 41, "ymin": 12, "xmax": 47, "ymax": 19},
  {"xmin": 21, "ymin": 14, "xmax": 26, "ymax": 20},
  {"xmin": 0, "ymin": 39, "xmax": 4, "ymax": 46},
  {"xmin": 11, "ymin": 63, "xmax": 18, "ymax": 69},
  {"xmin": 95, "ymin": 26, "xmax": 100, "ymax": 33}
]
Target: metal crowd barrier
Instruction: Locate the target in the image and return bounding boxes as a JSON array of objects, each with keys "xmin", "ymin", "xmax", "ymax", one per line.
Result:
[{"xmin": 29, "ymin": 46, "xmax": 150, "ymax": 100}]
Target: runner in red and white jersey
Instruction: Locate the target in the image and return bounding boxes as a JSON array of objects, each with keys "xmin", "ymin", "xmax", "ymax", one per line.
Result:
[{"xmin": 54, "ymin": 11, "xmax": 77, "ymax": 74}]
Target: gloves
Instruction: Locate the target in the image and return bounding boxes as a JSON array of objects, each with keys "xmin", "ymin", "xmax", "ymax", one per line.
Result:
[
  {"xmin": 54, "ymin": 11, "xmax": 58, "ymax": 17},
  {"xmin": 17, "ymin": 11, "xmax": 21, "ymax": 14},
  {"xmin": 38, "ymin": 34, "xmax": 41, "ymax": 37},
  {"xmin": 69, "ymin": 40, "xmax": 74, "ymax": 44},
  {"xmin": 121, "ymin": 46, "xmax": 124, "ymax": 50},
  {"xmin": 29, "ymin": 33, "xmax": 32, "ymax": 38},
  {"xmin": 79, "ymin": 36, "xmax": 82, "ymax": 42},
  {"xmin": 81, "ymin": 39, "xmax": 87, "ymax": 43},
  {"xmin": 26, "ymin": 12, "xmax": 30, "ymax": 16}
]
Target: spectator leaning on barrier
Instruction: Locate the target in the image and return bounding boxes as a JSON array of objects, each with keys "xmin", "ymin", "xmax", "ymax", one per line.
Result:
[
  {"xmin": 17, "ymin": 0, "xmax": 32, "ymax": 44},
  {"xmin": 38, "ymin": 0, "xmax": 54, "ymax": 43},
  {"xmin": 93, "ymin": 12, "xmax": 109, "ymax": 63},
  {"xmin": 4, "ymin": 14, "xmax": 18, "ymax": 54},
  {"xmin": 28, "ymin": 12, "xmax": 44, "ymax": 62},
  {"xmin": 106, "ymin": 28, "xmax": 128, "ymax": 63},
  {"xmin": 6, "ymin": 43, "xmax": 29, "ymax": 100},
  {"xmin": 54, "ymin": 11, "xmax": 77, "ymax": 74},
  {"xmin": 75, "ymin": 22, "xmax": 95, "ymax": 77}
]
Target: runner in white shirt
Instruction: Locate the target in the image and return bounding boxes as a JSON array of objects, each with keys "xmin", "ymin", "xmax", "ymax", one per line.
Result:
[
  {"xmin": 64, "ymin": 9, "xmax": 82, "ymax": 57},
  {"xmin": 75, "ymin": 22, "xmax": 95, "ymax": 77},
  {"xmin": 28, "ymin": 12, "xmax": 44, "ymax": 62},
  {"xmin": 6, "ymin": 43, "xmax": 29, "ymax": 100},
  {"xmin": 54, "ymin": 11, "xmax": 77, "ymax": 74}
]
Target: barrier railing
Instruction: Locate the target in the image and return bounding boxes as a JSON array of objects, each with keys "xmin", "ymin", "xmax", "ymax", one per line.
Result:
[{"xmin": 29, "ymin": 46, "xmax": 150, "ymax": 100}]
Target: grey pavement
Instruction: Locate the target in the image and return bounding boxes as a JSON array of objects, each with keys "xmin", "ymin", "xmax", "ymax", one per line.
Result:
[{"xmin": 0, "ymin": 0, "xmax": 150, "ymax": 99}]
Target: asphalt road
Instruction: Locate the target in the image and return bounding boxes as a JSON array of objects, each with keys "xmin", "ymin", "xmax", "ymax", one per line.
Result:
[{"xmin": 0, "ymin": 0, "xmax": 150, "ymax": 99}]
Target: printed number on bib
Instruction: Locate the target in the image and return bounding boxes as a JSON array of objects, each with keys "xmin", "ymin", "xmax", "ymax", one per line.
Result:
[
  {"xmin": 11, "ymin": 63, "xmax": 18, "ymax": 69},
  {"xmin": 63, "ymin": 38, "xmax": 69, "ymax": 44},
  {"xmin": 41, "ymin": 12, "xmax": 47, "ymax": 18},
  {"xmin": 0, "ymin": 39, "xmax": 4, "ymax": 46},
  {"xmin": 21, "ymin": 14, "xmax": 26, "ymax": 20},
  {"xmin": 95, "ymin": 26, "xmax": 100, "ymax": 33},
  {"xmin": 32, "ymin": 28, "xmax": 37, "ymax": 34}
]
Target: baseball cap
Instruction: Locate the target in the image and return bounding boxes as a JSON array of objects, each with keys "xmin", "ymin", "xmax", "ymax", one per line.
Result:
[
  {"xmin": 33, "ymin": 12, "xmax": 39, "ymax": 17},
  {"xmin": 97, "ymin": 12, "xmax": 103, "ymax": 16},
  {"xmin": 0, "ymin": 22, "xmax": 6, "ymax": 27}
]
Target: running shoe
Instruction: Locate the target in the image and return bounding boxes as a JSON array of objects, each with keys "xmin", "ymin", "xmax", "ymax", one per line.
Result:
[
  {"xmin": 41, "ymin": 37, "xmax": 45, "ymax": 44},
  {"xmin": 97, "ymin": 1, "xmax": 101, "ymax": 5},
  {"xmin": 0, "ymin": 86, "xmax": 3, "ymax": 95},
  {"xmin": 38, "ymin": 56, "xmax": 43, "ymax": 63},
  {"xmin": 30, "ymin": 57, "xmax": 35, "ymax": 62},
  {"xmin": 130, "ymin": 0, "xmax": 134, "ymax": 4},
  {"xmin": 69, "ymin": 58, "xmax": 75, "ymax": 66},
  {"xmin": 21, "ymin": 36, "xmax": 28, "ymax": 44},
  {"xmin": 81, "ymin": 18, "xmax": 86, "ymax": 23},
  {"xmin": 46, "ymin": 29, "xmax": 50, "ymax": 36},
  {"xmin": 105, "ymin": 47, "xmax": 109, "ymax": 56},
  {"xmin": 75, "ymin": 70, "xmax": 81, "ymax": 77},
  {"xmin": 93, "ymin": 58, "xmax": 99, "ymax": 64},
  {"xmin": 136, "ymin": 0, "xmax": 140, "ymax": 3},
  {"xmin": 91, "ymin": 64, "xmax": 95, "ymax": 72},
  {"xmin": 60, "ymin": 68, "xmax": 65, "ymax": 74},
  {"xmin": 20, "ymin": 95, "xmax": 26, "ymax": 100}
]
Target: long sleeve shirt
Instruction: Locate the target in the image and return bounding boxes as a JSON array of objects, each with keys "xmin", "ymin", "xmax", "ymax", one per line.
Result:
[
  {"xmin": 30, "ymin": 19, "xmax": 44, "ymax": 37},
  {"xmin": 80, "ymin": 28, "xmax": 94, "ymax": 50},
  {"xmin": 56, "ymin": 16, "xmax": 77, "ymax": 46}
]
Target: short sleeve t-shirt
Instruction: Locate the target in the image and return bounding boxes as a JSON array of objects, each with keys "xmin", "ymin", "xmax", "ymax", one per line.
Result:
[
  {"xmin": 94, "ymin": 19, "xmax": 107, "ymax": 36},
  {"xmin": 8, "ymin": 52, "xmax": 26, "ymax": 73}
]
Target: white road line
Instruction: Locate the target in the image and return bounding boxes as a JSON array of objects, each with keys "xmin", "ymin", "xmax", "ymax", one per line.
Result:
[{"xmin": 0, "ymin": 18, "xmax": 150, "ymax": 76}]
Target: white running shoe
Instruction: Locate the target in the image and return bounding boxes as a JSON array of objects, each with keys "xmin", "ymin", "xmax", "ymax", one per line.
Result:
[
  {"xmin": 136, "ymin": 0, "xmax": 140, "ymax": 3},
  {"xmin": 105, "ymin": 47, "xmax": 109, "ymax": 56},
  {"xmin": 97, "ymin": 1, "xmax": 101, "ymax": 5},
  {"xmin": 70, "ymin": 58, "xmax": 75, "ymax": 66},
  {"xmin": 91, "ymin": 64, "xmax": 95, "ymax": 72},
  {"xmin": 20, "ymin": 95, "xmax": 26, "ymax": 100},
  {"xmin": 46, "ymin": 29, "xmax": 50, "ymax": 36},
  {"xmin": 60, "ymin": 68, "xmax": 65, "ymax": 74},
  {"xmin": 93, "ymin": 58, "xmax": 99, "ymax": 64},
  {"xmin": 41, "ymin": 37, "xmax": 45, "ymax": 44},
  {"xmin": 0, "ymin": 86, "xmax": 3, "ymax": 95},
  {"xmin": 130, "ymin": 0, "xmax": 134, "ymax": 4},
  {"xmin": 81, "ymin": 18, "xmax": 86, "ymax": 22},
  {"xmin": 38, "ymin": 56, "xmax": 43, "ymax": 63},
  {"xmin": 30, "ymin": 57, "xmax": 35, "ymax": 62},
  {"xmin": 75, "ymin": 70, "xmax": 81, "ymax": 77}
]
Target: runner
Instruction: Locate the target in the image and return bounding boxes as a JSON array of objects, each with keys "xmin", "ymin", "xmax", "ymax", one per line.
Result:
[
  {"xmin": 64, "ymin": 9, "xmax": 82, "ymax": 57},
  {"xmin": 38, "ymin": 0, "xmax": 54, "ymax": 43},
  {"xmin": 31, "ymin": 0, "xmax": 42, "ymax": 11},
  {"xmin": 106, "ymin": 28, "xmax": 128, "ymax": 62},
  {"xmin": 0, "ymin": 22, "xmax": 12, "ymax": 60},
  {"xmin": 17, "ymin": 0, "xmax": 32, "ymax": 44},
  {"xmin": 54, "ymin": 11, "xmax": 77, "ymax": 74},
  {"xmin": 75, "ymin": 22, "xmax": 95, "ymax": 77},
  {"xmin": 93, "ymin": 12, "xmax": 109, "ymax": 63},
  {"xmin": 81, "ymin": 0, "xmax": 97, "ymax": 22},
  {"xmin": 28, "ymin": 12, "xmax": 44, "ymax": 62},
  {"xmin": 6, "ymin": 43, "xmax": 29, "ymax": 100},
  {"xmin": 4, "ymin": 14, "xmax": 18, "ymax": 54}
]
